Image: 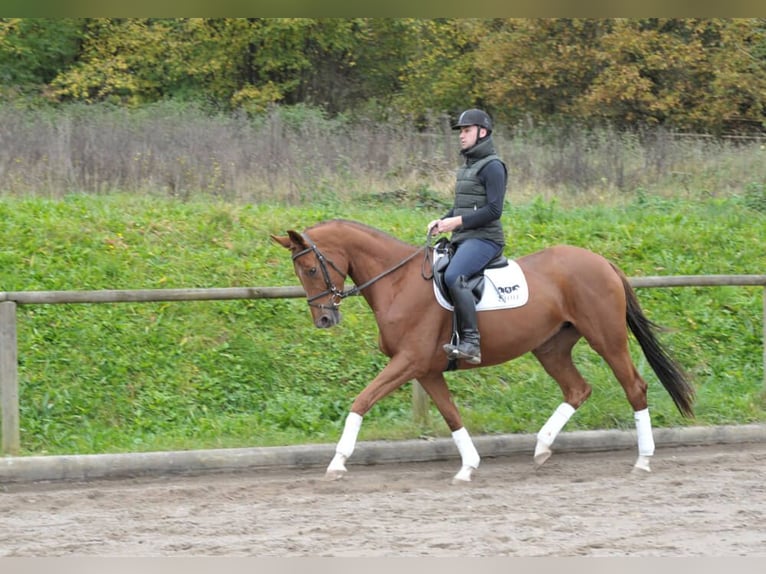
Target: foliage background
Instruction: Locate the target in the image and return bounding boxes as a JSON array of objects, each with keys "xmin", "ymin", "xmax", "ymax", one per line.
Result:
[{"xmin": 1, "ymin": 18, "xmax": 765, "ymax": 134}]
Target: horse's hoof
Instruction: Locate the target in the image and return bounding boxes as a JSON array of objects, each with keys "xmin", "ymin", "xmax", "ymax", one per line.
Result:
[
  {"xmin": 632, "ymin": 455, "xmax": 652, "ymax": 474},
  {"xmin": 451, "ymin": 465, "xmax": 475, "ymax": 484},
  {"xmin": 325, "ymin": 469, "xmax": 346, "ymax": 481},
  {"xmin": 533, "ymin": 442, "xmax": 552, "ymax": 466},
  {"xmin": 534, "ymin": 451, "xmax": 552, "ymax": 466},
  {"xmin": 325, "ymin": 453, "xmax": 348, "ymax": 480}
]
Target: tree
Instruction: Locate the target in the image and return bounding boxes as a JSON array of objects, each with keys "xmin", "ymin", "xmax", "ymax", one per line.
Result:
[
  {"xmin": 48, "ymin": 18, "xmax": 380, "ymax": 114},
  {"xmin": 49, "ymin": 19, "xmax": 200, "ymax": 105},
  {"xmin": 238, "ymin": 18, "xmax": 363, "ymax": 113},
  {"xmin": 582, "ymin": 19, "xmax": 766, "ymax": 133},
  {"xmin": 476, "ymin": 19, "xmax": 608, "ymax": 127},
  {"xmin": 470, "ymin": 18, "xmax": 766, "ymax": 133},
  {"xmin": 2, "ymin": 18, "xmax": 763, "ymax": 133},
  {"xmin": 0, "ymin": 18, "xmax": 83, "ymax": 94},
  {"xmin": 700, "ymin": 18, "xmax": 766, "ymax": 133},
  {"xmin": 393, "ymin": 18, "xmax": 487, "ymax": 123}
]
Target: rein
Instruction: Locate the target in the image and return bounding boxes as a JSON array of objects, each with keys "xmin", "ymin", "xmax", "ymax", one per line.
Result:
[{"xmin": 292, "ymin": 231, "xmax": 434, "ymax": 311}]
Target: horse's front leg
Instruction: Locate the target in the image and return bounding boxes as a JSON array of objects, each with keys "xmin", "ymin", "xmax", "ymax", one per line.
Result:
[
  {"xmin": 417, "ymin": 373, "xmax": 480, "ymax": 484},
  {"xmin": 325, "ymin": 412, "xmax": 362, "ymax": 479},
  {"xmin": 325, "ymin": 355, "xmax": 418, "ymax": 480}
]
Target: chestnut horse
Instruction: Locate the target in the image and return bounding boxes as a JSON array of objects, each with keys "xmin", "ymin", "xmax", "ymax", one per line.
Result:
[{"xmin": 272, "ymin": 219, "xmax": 694, "ymax": 483}]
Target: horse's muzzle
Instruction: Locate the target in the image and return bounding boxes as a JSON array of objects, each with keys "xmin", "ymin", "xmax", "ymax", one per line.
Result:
[{"xmin": 315, "ymin": 310, "xmax": 342, "ymax": 329}]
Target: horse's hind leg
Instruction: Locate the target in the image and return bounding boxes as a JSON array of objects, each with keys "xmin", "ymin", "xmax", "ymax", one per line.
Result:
[
  {"xmin": 531, "ymin": 325, "xmax": 592, "ymax": 465},
  {"xmin": 596, "ymin": 343, "xmax": 655, "ymax": 472},
  {"xmin": 579, "ymin": 311, "xmax": 655, "ymax": 472}
]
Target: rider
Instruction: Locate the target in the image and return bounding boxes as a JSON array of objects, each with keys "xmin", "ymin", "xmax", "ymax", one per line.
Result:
[{"xmin": 428, "ymin": 108, "xmax": 508, "ymax": 364}]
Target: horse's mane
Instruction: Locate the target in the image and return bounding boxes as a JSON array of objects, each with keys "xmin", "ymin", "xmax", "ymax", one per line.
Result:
[{"xmin": 306, "ymin": 219, "xmax": 417, "ymax": 249}]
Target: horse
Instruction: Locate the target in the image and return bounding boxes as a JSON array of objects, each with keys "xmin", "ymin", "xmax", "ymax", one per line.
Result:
[{"xmin": 271, "ymin": 219, "xmax": 695, "ymax": 483}]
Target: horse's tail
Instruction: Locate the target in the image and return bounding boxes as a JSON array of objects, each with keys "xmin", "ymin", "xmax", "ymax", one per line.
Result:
[{"xmin": 612, "ymin": 264, "xmax": 696, "ymax": 418}]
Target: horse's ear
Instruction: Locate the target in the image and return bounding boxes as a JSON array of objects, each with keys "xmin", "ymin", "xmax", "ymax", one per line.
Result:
[
  {"xmin": 286, "ymin": 230, "xmax": 307, "ymax": 248},
  {"xmin": 270, "ymin": 234, "xmax": 292, "ymax": 249},
  {"xmin": 270, "ymin": 230, "xmax": 307, "ymax": 251}
]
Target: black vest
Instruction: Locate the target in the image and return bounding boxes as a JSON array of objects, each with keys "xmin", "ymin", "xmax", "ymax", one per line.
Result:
[{"xmin": 451, "ymin": 138, "xmax": 505, "ymax": 246}]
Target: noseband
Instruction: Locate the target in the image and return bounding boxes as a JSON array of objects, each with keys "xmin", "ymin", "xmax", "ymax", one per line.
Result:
[
  {"xmin": 291, "ymin": 233, "xmax": 350, "ymax": 311},
  {"xmin": 292, "ymin": 232, "xmax": 428, "ymax": 312}
]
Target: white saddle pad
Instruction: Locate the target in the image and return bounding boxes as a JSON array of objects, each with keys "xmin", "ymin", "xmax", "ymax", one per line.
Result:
[{"xmin": 433, "ymin": 253, "xmax": 529, "ymax": 312}]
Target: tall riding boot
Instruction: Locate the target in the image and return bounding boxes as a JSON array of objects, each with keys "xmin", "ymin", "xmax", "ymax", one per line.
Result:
[{"xmin": 443, "ymin": 276, "xmax": 481, "ymax": 364}]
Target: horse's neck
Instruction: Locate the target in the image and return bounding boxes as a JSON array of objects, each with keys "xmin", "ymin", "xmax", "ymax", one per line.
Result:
[{"xmin": 347, "ymin": 238, "xmax": 415, "ymax": 286}]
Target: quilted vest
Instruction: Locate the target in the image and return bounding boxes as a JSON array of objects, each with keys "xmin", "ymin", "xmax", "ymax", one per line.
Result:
[{"xmin": 450, "ymin": 138, "xmax": 505, "ymax": 246}]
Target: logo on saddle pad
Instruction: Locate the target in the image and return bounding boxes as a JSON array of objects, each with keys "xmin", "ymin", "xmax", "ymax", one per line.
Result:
[{"xmin": 432, "ymin": 250, "xmax": 529, "ymax": 312}]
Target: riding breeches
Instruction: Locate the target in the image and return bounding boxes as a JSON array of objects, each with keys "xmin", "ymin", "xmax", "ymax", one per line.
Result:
[{"xmin": 444, "ymin": 238, "xmax": 503, "ymax": 288}]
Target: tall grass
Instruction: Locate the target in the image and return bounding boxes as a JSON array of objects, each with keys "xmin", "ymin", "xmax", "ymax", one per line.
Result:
[{"xmin": 1, "ymin": 102, "xmax": 765, "ymax": 206}]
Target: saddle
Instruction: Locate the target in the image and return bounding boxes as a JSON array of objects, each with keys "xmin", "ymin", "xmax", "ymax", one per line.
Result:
[{"xmin": 432, "ymin": 238, "xmax": 509, "ymax": 305}]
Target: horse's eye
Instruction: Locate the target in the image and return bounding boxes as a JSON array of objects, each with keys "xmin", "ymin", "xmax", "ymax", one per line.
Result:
[{"xmin": 308, "ymin": 267, "xmax": 317, "ymax": 276}]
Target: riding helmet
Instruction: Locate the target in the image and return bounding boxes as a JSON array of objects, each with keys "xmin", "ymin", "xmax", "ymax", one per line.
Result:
[{"xmin": 452, "ymin": 109, "xmax": 493, "ymax": 133}]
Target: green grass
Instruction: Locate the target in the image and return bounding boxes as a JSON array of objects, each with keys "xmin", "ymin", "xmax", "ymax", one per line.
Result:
[{"xmin": 1, "ymin": 192, "xmax": 764, "ymax": 456}]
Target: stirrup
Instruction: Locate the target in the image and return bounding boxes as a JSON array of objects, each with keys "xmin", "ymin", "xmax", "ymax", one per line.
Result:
[{"xmin": 443, "ymin": 342, "xmax": 459, "ymax": 357}]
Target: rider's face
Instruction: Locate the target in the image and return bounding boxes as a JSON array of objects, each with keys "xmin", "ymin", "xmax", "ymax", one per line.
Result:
[{"xmin": 459, "ymin": 126, "xmax": 485, "ymax": 150}]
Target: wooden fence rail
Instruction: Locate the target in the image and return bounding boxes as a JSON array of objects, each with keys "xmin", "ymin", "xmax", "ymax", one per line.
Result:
[{"xmin": 1, "ymin": 275, "xmax": 765, "ymax": 455}]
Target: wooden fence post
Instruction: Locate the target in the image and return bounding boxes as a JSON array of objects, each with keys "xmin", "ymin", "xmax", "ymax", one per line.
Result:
[
  {"xmin": 0, "ymin": 301, "xmax": 20, "ymax": 455},
  {"xmin": 412, "ymin": 381, "xmax": 430, "ymax": 426}
]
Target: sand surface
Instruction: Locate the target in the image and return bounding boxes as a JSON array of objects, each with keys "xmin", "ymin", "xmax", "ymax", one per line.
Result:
[{"xmin": 1, "ymin": 442, "xmax": 764, "ymax": 556}]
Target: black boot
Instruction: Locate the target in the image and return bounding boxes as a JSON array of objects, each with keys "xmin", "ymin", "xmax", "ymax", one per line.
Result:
[{"xmin": 443, "ymin": 276, "xmax": 481, "ymax": 364}]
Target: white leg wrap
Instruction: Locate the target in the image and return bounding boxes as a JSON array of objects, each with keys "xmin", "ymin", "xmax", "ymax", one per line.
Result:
[
  {"xmin": 326, "ymin": 412, "xmax": 363, "ymax": 479},
  {"xmin": 634, "ymin": 408, "xmax": 655, "ymax": 457},
  {"xmin": 452, "ymin": 427, "xmax": 480, "ymax": 470},
  {"xmin": 336, "ymin": 412, "xmax": 363, "ymax": 458},
  {"xmin": 537, "ymin": 402, "xmax": 576, "ymax": 447}
]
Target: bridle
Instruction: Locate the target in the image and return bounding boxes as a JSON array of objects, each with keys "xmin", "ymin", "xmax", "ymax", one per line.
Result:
[{"xmin": 291, "ymin": 232, "xmax": 430, "ymax": 312}]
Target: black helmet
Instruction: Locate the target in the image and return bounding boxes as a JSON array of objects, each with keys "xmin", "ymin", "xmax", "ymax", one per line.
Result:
[{"xmin": 452, "ymin": 108, "xmax": 493, "ymax": 133}]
